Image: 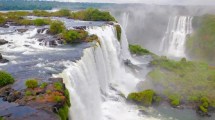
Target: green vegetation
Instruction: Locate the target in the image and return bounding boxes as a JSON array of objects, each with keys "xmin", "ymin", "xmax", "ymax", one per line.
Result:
[
  {"xmin": 0, "ymin": 8, "xmax": 116, "ymax": 28},
  {"xmin": 25, "ymin": 79, "xmax": 38, "ymax": 89},
  {"xmin": 198, "ymin": 97, "xmax": 209, "ymax": 113},
  {"xmin": 0, "ymin": 16, "xmax": 6, "ymax": 26},
  {"xmin": 70, "ymin": 8, "xmax": 115, "ymax": 21},
  {"xmin": 129, "ymin": 44, "xmax": 151, "ymax": 55},
  {"xmin": 40, "ymin": 82, "xmax": 48, "ymax": 89},
  {"xmin": 186, "ymin": 15, "xmax": 215, "ymax": 64},
  {"xmin": 0, "ymin": 71, "xmax": 15, "ymax": 87},
  {"xmin": 54, "ymin": 96, "xmax": 63, "ymax": 102},
  {"xmin": 85, "ymin": 34, "xmax": 100, "ymax": 45},
  {"xmin": 49, "ymin": 21, "xmax": 66, "ymax": 35},
  {"xmin": 168, "ymin": 94, "xmax": 181, "ymax": 107},
  {"xmin": 64, "ymin": 89, "xmax": 71, "ymax": 106},
  {"xmin": 33, "ymin": 19, "xmax": 49, "ymax": 26},
  {"xmin": 25, "ymin": 90, "xmax": 32, "ymax": 96},
  {"xmin": 147, "ymin": 56, "xmax": 215, "ymax": 107},
  {"xmin": 32, "ymin": 10, "xmax": 51, "ymax": 17},
  {"xmin": 62, "ymin": 30, "xmax": 88, "ymax": 43},
  {"xmin": 127, "ymin": 89, "xmax": 156, "ymax": 106},
  {"xmin": 115, "ymin": 25, "xmax": 121, "ymax": 41},
  {"xmin": 53, "ymin": 9, "xmax": 71, "ymax": 17},
  {"xmin": 58, "ymin": 104, "xmax": 69, "ymax": 120},
  {"xmin": 54, "ymin": 82, "xmax": 64, "ymax": 91}
]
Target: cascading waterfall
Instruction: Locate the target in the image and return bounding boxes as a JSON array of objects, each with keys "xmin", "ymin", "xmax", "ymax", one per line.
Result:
[
  {"xmin": 59, "ymin": 25, "xmax": 159, "ymax": 120},
  {"xmin": 120, "ymin": 12, "xmax": 141, "ymax": 65},
  {"xmin": 159, "ymin": 16, "xmax": 193, "ymax": 58}
]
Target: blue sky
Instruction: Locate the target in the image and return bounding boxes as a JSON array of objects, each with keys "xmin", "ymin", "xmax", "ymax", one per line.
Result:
[{"xmin": 54, "ymin": 0, "xmax": 215, "ymax": 5}]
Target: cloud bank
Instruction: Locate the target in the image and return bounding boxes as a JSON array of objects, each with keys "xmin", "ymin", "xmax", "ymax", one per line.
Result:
[{"xmin": 56, "ymin": 0, "xmax": 215, "ymax": 5}]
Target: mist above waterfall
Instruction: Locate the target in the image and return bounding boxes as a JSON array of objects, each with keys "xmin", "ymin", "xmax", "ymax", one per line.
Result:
[{"xmin": 110, "ymin": 4, "xmax": 215, "ymax": 55}]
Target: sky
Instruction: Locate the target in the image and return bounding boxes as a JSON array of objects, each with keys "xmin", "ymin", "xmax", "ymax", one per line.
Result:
[{"xmin": 55, "ymin": 0, "xmax": 215, "ymax": 5}]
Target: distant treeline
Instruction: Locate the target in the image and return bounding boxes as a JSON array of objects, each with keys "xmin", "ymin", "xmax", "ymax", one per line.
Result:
[{"xmin": 0, "ymin": 0, "xmax": 114, "ymax": 10}]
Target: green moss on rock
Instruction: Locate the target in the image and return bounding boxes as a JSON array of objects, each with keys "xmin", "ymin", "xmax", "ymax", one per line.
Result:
[
  {"xmin": 127, "ymin": 89, "xmax": 156, "ymax": 106},
  {"xmin": 129, "ymin": 44, "xmax": 151, "ymax": 55},
  {"xmin": 115, "ymin": 25, "xmax": 121, "ymax": 41},
  {"xmin": 0, "ymin": 71, "xmax": 15, "ymax": 87},
  {"xmin": 58, "ymin": 104, "xmax": 69, "ymax": 120}
]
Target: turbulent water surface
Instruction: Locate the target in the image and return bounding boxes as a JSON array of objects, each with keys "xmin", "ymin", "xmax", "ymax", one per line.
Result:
[{"xmin": 0, "ymin": 11, "xmax": 214, "ymax": 120}]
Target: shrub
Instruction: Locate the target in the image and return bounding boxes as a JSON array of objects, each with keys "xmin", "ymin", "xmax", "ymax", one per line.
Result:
[
  {"xmin": 33, "ymin": 19, "xmax": 48, "ymax": 26},
  {"xmin": 54, "ymin": 96, "xmax": 63, "ymax": 102},
  {"xmin": 127, "ymin": 89, "xmax": 155, "ymax": 106},
  {"xmin": 25, "ymin": 79, "xmax": 38, "ymax": 89},
  {"xmin": 49, "ymin": 21, "xmax": 65, "ymax": 35},
  {"xmin": 129, "ymin": 44, "xmax": 151, "ymax": 55},
  {"xmin": 0, "ymin": 16, "xmax": 6, "ymax": 25},
  {"xmin": 40, "ymin": 82, "xmax": 48, "ymax": 89},
  {"xmin": 53, "ymin": 9, "xmax": 71, "ymax": 17},
  {"xmin": 168, "ymin": 94, "xmax": 181, "ymax": 107},
  {"xmin": 70, "ymin": 8, "xmax": 115, "ymax": 21},
  {"xmin": 199, "ymin": 105, "xmax": 208, "ymax": 113},
  {"xmin": 17, "ymin": 19, "xmax": 33, "ymax": 26},
  {"xmin": 25, "ymin": 90, "xmax": 32, "ymax": 96},
  {"xmin": 115, "ymin": 25, "xmax": 121, "ymax": 41},
  {"xmin": 181, "ymin": 58, "xmax": 187, "ymax": 62},
  {"xmin": 171, "ymin": 99, "xmax": 180, "ymax": 106},
  {"xmin": 32, "ymin": 10, "xmax": 51, "ymax": 17},
  {"xmin": 54, "ymin": 82, "xmax": 63, "ymax": 91},
  {"xmin": 63, "ymin": 30, "xmax": 88, "ymax": 44},
  {"xmin": 0, "ymin": 71, "xmax": 15, "ymax": 87}
]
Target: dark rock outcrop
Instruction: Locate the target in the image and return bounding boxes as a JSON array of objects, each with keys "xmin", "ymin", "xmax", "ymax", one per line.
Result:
[
  {"xmin": 0, "ymin": 24, "xmax": 9, "ymax": 28},
  {"xmin": 0, "ymin": 53, "xmax": 9, "ymax": 63},
  {"xmin": 37, "ymin": 28, "xmax": 47, "ymax": 34},
  {"xmin": 0, "ymin": 39, "xmax": 8, "ymax": 45},
  {"xmin": 16, "ymin": 29, "xmax": 28, "ymax": 33},
  {"xmin": 0, "ymin": 85, "xmax": 22, "ymax": 102},
  {"xmin": 73, "ymin": 26, "xmax": 86, "ymax": 30}
]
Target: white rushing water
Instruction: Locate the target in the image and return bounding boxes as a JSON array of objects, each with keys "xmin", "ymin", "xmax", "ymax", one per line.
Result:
[
  {"xmin": 0, "ymin": 28, "xmax": 51, "ymax": 53},
  {"xmin": 120, "ymin": 12, "xmax": 132, "ymax": 60},
  {"xmin": 60, "ymin": 25, "xmax": 159, "ymax": 120},
  {"xmin": 159, "ymin": 16, "xmax": 193, "ymax": 58}
]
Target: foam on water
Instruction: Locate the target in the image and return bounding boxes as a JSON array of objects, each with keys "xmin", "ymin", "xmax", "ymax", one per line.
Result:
[{"xmin": 59, "ymin": 25, "xmax": 160, "ymax": 120}]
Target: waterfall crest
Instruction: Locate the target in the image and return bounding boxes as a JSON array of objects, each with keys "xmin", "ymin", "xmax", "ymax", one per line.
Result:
[
  {"xmin": 59, "ymin": 25, "xmax": 154, "ymax": 120},
  {"xmin": 159, "ymin": 16, "xmax": 193, "ymax": 58}
]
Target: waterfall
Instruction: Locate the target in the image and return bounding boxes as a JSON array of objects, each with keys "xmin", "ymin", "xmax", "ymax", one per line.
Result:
[
  {"xmin": 59, "ymin": 25, "xmax": 157, "ymax": 120},
  {"xmin": 120, "ymin": 12, "xmax": 136, "ymax": 62},
  {"xmin": 159, "ymin": 16, "xmax": 193, "ymax": 58}
]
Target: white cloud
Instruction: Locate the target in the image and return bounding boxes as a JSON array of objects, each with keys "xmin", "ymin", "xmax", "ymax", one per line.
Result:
[{"xmin": 57, "ymin": 0, "xmax": 215, "ymax": 5}]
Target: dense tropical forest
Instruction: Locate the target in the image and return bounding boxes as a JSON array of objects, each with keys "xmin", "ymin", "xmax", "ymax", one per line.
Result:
[{"xmin": 0, "ymin": 0, "xmax": 114, "ymax": 10}]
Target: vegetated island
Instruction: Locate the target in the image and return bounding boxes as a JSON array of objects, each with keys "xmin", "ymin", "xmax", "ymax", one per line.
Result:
[{"xmin": 128, "ymin": 44, "xmax": 215, "ymax": 117}]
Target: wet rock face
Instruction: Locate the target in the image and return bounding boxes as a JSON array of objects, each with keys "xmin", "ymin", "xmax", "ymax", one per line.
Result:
[
  {"xmin": 0, "ymin": 78, "xmax": 70, "ymax": 120},
  {"xmin": 0, "ymin": 53, "xmax": 9, "ymax": 63},
  {"xmin": 16, "ymin": 29, "xmax": 28, "ymax": 33},
  {"xmin": 37, "ymin": 28, "xmax": 48, "ymax": 34},
  {"xmin": 0, "ymin": 24, "xmax": 9, "ymax": 28},
  {"xmin": 73, "ymin": 26, "xmax": 86, "ymax": 30},
  {"xmin": 0, "ymin": 39, "xmax": 8, "ymax": 45},
  {"xmin": 0, "ymin": 86, "xmax": 22, "ymax": 103}
]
